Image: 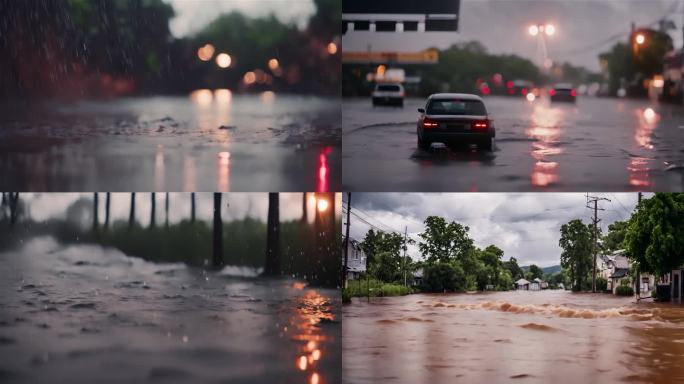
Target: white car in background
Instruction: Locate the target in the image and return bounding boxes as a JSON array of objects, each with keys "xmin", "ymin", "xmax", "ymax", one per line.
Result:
[{"xmin": 372, "ymin": 83, "xmax": 404, "ymax": 107}]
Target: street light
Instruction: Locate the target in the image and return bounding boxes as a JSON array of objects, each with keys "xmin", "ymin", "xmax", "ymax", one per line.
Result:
[
  {"xmin": 545, "ymin": 24, "xmax": 555, "ymax": 36},
  {"xmin": 528, "ymin": 25, "xmax": 539, "ymax": 36},
  {"xmin": 635, "ymin": 33, "xmax": 646, "ymax": 45}
]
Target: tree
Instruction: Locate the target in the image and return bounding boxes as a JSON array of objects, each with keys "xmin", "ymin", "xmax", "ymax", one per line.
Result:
[
  {"xmin": 418, "ymin": 216, "xmax": 474, "ymax": 264},
  {"xmin": 559, "ymin": 219, "xmax": 593, "ymax": 291},
  {"xmin": 603, "ymin": 220, "xmax": 629, "ymax": 253},
  {"xmin": 528, "ymin": 264, "xmax": 543, "ymax": 280},
  {"xmin": 503, "ymin": 257, "xmax": 524, "ymax": 281},
  {"xmin": 370, "ymin": 251, "xmax": 402, "ymax": 283},
  {"xmin": 624, "ymin": 193, "xmax": 684, "ymax": 277},
  {"xmin": 264, "ymin": 193, "xmax": 281, "ymax": 276},
  {"xmin": 213, "ymin": 193, "xmax": 224, "ymax": 268},
  {"xmin": 360, "ymin": 229, "xmax": 410, "ymax": 281},
  {"xmin": 422, "ymin": 262, "xmax": 466, "ymax": 292}
]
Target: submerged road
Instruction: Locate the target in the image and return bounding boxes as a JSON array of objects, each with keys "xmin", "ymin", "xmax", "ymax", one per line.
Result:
[
  {"xmin": 0, "ymin": 94, "xmax": 340, "ymax": 192},
  {"xmin": 343, "ymin": 96, "xmax": 684, "ymax": 191}
]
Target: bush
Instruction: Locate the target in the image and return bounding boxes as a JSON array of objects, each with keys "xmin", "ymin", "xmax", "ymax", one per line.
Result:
[
  {"xmin": 342, "ymin": 289, "xmax": 352, "ymax": 304},
  {"xmin": 422, "ymin": 262, "xmax": 465, "ymax": 292},
  {"xmin": 596, "ymin": 277, "xmax": 608, "ymax": 292},
  {"xmin": 615, "ymin": 285, "xmax": 634, "ymax": 296},
  {"xmin": 344, "ymin": 278, "xmax": 411, "ymax": 298}
]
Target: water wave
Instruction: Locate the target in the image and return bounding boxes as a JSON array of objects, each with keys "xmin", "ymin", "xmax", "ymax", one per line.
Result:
[{"xmin": 428, "ymin": 300, "xmax": 666, "ymax": 321}]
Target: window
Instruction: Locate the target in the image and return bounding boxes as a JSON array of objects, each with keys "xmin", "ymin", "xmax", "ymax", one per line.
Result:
[{"xmin": 427, "ymin": 99, "xmax": 487, "ymax": 115}]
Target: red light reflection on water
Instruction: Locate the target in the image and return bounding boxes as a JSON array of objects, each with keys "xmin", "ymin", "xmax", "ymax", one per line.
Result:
[{"xmin": 316, "ymin": 147, "xmax": 332, "ymax": 192}]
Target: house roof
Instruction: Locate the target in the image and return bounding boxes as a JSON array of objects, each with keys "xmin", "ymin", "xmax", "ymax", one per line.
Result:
[
  {"xmin": 610, "ymin": 268, "xmax": 629, "ymax": 278},
  {"xmin": 533, "ymin": 278, "xmax": 544, "ymax": 283},
  {"xmin": 516, "ymin": 278, "xmax": 530, "ymax": 285}
]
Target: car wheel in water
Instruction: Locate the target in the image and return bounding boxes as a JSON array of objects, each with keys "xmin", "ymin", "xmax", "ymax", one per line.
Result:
[
  {"xmin": 418, "ymin": 137, "xmax": 431, "ymax": 150},
  {"xmin": 480, "ymin": 138, "xmax": 493, "ymax": 151}
]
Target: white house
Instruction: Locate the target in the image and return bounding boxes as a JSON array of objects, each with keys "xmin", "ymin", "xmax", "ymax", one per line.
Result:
[
  {"xmin": 515, "ymin": 278, "xmax": 530, "ymax": 290},
  {"xmin": 599, "ymin": 250, "xmax": 655, "ymax": 294},
  {"xmin": 342, "ymin": 237, "xmax": 366, "ymax": 281},
  {"xmin": 532, "ymin": 278, "xmax": 548, "ymax": 290}
]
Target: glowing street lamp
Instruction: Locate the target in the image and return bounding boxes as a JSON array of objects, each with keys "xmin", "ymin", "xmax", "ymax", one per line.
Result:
[
  {"xmin": 528, "ymin": 25, "xmax": 539, "ymax": 36},
  {"xmin": 545, "ymin": 24, "xmax": 555, "ymax": 36},
  {"xmin": 635, "ymin": 33, "xmax": 646, "ymax": 45}
]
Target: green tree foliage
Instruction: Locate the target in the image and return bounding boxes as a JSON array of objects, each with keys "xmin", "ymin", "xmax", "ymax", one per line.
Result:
[
  {"xmin": 416, "ymin": 42, "xmax": 541, "ymax": 96},
  {"xmin": 422, "ymin": 262, "xmax": 465, "ymax": 292},
  {"xmin": 418, "ymin": 216, "xmax": 474, "ymax": 264},
  {"xmin": 624, "ymin": 193, "xmax": 684, "ymax": 276},
  {"xmin": 559, "ymin": 219, "xmax": 593, "ymax": 291},
  {"xmin": 527, "ymin": 264, "xmax": 543, "ymax": 280},
  {"xmin": 602, "ymin": 220, "xmax": 629, "ymax": 253},
  {"xmin": 596, "ymin": 276, "xmax": 608, "ymax": 292},
  {"xmin": 360, "ymin": 229, "xmax": 412, "ymax": 283},
  {"xmin": 503, "ymin": 257, "xmax": 524, "ymax": 281}
]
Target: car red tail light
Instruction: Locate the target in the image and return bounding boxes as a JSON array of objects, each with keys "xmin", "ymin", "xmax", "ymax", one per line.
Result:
[
  {"xmin": 521, "ymin": 88, "xmax": 528, "ymax": 95},
  {"xmin": 571, "ymin": 89, "xmax": 577, "ymax": 97},
  {"xmin": 549, "ymin": 89, "xmax": 556, "ymax": 96},
  {"xmin": 473, "ymin": 120, "xmax": 489, "ymax": 129},
  {"xmin": 423, "ymin": 118, "xmax": 439, "ymax": 129}
]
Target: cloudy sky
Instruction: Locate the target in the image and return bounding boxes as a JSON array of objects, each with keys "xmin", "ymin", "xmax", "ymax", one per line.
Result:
[
  {"xmin": 345, "ymin": 193, "xmax": 651, "ymax": 268},
  {"xmin": 342, "ymin": 0, "xmax": 683, "ymax": 71},
  {"xmin": 165, "ymin": 0, "xmax": 316, "ymax": 37}
]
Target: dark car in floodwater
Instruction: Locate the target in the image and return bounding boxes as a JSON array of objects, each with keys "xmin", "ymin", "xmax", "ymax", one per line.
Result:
[
  {"xmin": 550, "ymin": 83, "xmax": 577, "ymax": 103},
  {"xmin": 416, "ymin": 93, "xmax": 495, "ymax": 151}
]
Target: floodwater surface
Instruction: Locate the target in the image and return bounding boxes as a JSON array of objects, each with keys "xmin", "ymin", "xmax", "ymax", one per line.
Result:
[
  {"xmin": 343, "ymin": 96, "xmax": 684, "ymax": 191},
  {"xmin": 0, "ymin": 237, "xmax": 340, "ymax": 383},
  {"xmin": 343, "ymin": 291, "xmax": 684, "ymax": 383},
  {"xmin": 0, "ymin": 93, "xmax": 340, "ymax": 191}
]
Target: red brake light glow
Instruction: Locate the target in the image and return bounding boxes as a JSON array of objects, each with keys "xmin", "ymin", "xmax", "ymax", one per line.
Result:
[
  {"xmin": 549, "ymin": 89, "xmax": 555, "ymax": 96},
  {"xmin": 521, "ymin": 88, "xmax": 528, "ymax": 95},
  {"xmin": 423, "ymin": 118, "xmax": 438, "ymax": 129},
  {"xmin": 571, "ymin": 89, "xmax": 577, "ymax": 97},
  {"xmin": 473, "ymin": 121, "xmax": 489, "ymax": 129}
]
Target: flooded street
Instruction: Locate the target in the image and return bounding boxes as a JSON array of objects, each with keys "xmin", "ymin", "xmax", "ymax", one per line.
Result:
[
  {"xmin": 0, "ymin": 236, "xmax": 340, "ymax": 383},
  {"xmin": 0, "ymin": 94, "xmax": 340, "ymax": 192},
  {"xmin": 342, "ymin": 96, "xmax": 684, "ymax": 191},
  {"xmin": 343, "ymin": 291, "xmax": 684, "ymax": 384}
]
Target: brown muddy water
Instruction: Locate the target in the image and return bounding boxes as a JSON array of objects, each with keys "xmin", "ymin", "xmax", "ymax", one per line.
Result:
[{"xmin": 343, "ymin": 291, "xmax": 684, "ymax": 384}]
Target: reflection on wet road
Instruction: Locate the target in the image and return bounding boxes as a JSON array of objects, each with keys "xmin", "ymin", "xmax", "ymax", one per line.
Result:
[
  {"xmin": 343, "ymin": 291, "xmax": 684, "ymax": 384},
  {"xmin": 342, "ymin": 96, "xmax": 684, "ymax": 191},
  {"xmin": 0, "ymin": 237, "xmax": 341, "ymax": 383},
  {"xmin": 0, "ymin": 94, "xmax": 340, "ymax": 191}
]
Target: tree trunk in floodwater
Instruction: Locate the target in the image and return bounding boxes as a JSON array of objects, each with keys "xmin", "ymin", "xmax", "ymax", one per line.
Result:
[
  {"xmin": 165, "ymin": 193, "xmax": 169, "ymax": 228},
  {"xmin": 104, "ymin": 193, "xmax": 111, "ymax": 229},
  {"xmin": 264, "ymin": 193, "xmax": 281, "ymax": 276},
  {"xmin": 129, "ymin": 193, "xmax": 136, "ymax": 229},
  {"xmin": 213, "ymin": 193, "xmax": 224, "ymax": 268},
  {"xmin": 9, "ymin": 192, "xmax": 19, "ymax": 226},
  {"xmin": 301, "ymin": 192, "xmax": 307, "ymax": 223},
  {"xmin": 150, "ymin": 193, "xmax": 156, "ymax": 228},
  {"xmin": 92, "ymin": 193, "xmax": 99, "ymax": 230},
  {"xmin": 191, "ymin": 193, "xmax": 196, "ymax": 223}
]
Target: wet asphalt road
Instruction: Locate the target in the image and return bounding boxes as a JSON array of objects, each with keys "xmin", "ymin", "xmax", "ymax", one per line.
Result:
[
  {"xmin": 342, "ymin": 96, "xmax": 684, "ymax": 191},
  {"xmin": 0, "ymin": 94, "xmax": 340, "ymax": 192}
]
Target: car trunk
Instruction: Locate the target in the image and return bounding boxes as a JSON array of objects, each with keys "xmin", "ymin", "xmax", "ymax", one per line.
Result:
[{"xmin": 425, "ymin": 114, "xmax": 487, "ymax": 132}]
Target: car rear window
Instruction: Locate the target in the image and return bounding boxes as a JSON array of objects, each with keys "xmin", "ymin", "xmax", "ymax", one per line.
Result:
[
  {"xmin": 377, "ymin": 84, "xmax": 401, "ymax": 92},
  {"xmin": 426, "ymin": 99, "xmax": 487, "ymax": 115}
]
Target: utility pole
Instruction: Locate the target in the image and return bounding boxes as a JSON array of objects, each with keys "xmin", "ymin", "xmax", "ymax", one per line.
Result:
[
  {"xmin": 636, "ymin": 191, "xmax": 643, "ymax": 300},
  {"xmin": 587, "ymin": 194, "xmax": 610, "ymax": 293},
  {"xmin": 403, "ymin": 226, "xmax": 408, "ymax": 287},
  {"xmin": 343, "ymin": 192, "xmax": 351, "ymax": 289}
]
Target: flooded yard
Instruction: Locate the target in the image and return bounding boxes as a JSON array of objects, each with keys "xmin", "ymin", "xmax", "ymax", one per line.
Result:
[{"xmin": 343, "ymin": 290, "xmax": 684, "ymax": 383}]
